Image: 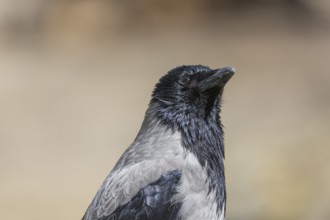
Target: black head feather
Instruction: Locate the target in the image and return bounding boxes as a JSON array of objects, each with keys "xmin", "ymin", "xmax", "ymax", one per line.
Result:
[{"xmin": 150, "ymin": 65, "xmax": 225, "ymax": 128}]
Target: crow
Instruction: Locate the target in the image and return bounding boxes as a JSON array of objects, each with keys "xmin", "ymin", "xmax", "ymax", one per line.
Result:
[{"xmin": 82, "ymin": 65, "xmax": 235, "ymax": 220}]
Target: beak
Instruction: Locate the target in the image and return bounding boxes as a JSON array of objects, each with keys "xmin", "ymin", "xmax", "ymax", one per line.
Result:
[{"xmin": 198, "ymin": 67, "xmax": 235, "ymax": 92}]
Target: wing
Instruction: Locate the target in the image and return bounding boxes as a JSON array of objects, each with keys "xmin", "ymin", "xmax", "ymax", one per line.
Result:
[
  {"xmin": 98, "ymin": 170, "xmax": 182, "ymax": 220},
  {"xmin": 82, "ymin": 159, "xmax": 183, "ymax": 220},
  {"xmin": 82, "ymin": 121, "xmax": 185, "ymax": 220}
]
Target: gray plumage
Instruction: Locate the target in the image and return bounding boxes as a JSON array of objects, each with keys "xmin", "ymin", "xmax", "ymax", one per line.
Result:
[{"xmin": 82, "ymin": 65, "xmax": 235, "ymax": 220}]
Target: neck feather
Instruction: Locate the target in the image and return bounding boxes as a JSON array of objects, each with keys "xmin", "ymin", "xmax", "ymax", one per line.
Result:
[{"xmin": 147, "ymin": 101, "xmax": 226, "ymax": 214}]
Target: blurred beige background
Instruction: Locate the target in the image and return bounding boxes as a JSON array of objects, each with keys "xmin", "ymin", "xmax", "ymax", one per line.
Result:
[{"xmin": 1, "ymin": 1, "xmax": 330, "ymax": 220}]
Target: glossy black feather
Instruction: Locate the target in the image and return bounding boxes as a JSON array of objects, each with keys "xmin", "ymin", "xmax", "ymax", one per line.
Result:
[{"xmin": 98, "ymin": 170, "xmax": 182, "ymax": 220}]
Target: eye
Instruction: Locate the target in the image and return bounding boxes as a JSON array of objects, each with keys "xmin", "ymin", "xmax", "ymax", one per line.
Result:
[{"xmin": 179, "ymin": 75, "xmax": 191, "ymax": 85}]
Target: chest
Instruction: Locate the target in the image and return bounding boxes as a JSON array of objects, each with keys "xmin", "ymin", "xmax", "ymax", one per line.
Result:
[{"xmin": 173, "ymin": 152, "xmax": 225, "ymax": 220}]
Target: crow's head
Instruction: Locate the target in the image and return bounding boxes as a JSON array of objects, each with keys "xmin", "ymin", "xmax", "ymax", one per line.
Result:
[{"xmin": 150, "ymin": 65, "xmax": 235, "ymax": 129}]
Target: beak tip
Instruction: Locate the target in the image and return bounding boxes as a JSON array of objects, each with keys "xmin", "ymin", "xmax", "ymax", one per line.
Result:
[
  {"xmin": 217, "ymin": 66, "xmax": 235, "ymax": 85},
  {"xmin": 229, "ymin": 67, "xmax": 236, "ymax": 74},
  {"xmin": 220, "ymin": 67, "xmax": 235, "ymax": 75}
]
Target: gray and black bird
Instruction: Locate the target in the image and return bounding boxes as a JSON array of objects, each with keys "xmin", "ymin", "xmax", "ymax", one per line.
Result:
[{"xmin": 82, "ymin": 65, "xmax": 235, "ymax": 220}]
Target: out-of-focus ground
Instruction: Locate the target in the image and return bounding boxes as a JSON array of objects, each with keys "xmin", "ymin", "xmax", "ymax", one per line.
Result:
[{"xmin": 0, "ymin": 1, "xmax": 330, "ymax": 220}]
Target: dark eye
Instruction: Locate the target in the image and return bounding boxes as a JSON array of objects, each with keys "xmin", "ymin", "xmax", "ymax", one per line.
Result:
[{"xmin": 179, "ymin": 75, "xmax": 191, "ymax": 85}]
